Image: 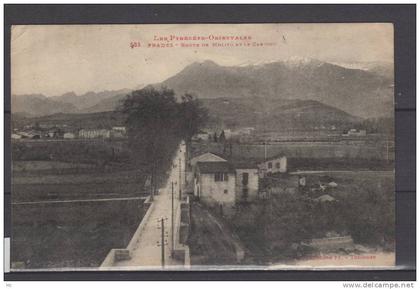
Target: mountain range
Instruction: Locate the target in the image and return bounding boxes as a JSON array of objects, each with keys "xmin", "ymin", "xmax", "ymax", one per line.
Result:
[{"xmin": 11, "ymin": 58, "xmax": 393, "ymax": 122}]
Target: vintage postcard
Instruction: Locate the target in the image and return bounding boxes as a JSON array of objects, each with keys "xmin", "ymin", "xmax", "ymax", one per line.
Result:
[{"xmin": 10, "ymin": 23, "xmax": 395, "ymax": 271}]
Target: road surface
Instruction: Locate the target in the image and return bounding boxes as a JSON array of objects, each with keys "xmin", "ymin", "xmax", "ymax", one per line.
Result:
[{"xmin": 112, "ymin": 141, "xmax": 187, "ymax": 270}]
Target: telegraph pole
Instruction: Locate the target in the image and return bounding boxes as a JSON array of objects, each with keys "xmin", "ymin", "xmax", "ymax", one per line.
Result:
[
  {"xmin": 178, "ymin": 157, "xmax": 182, "ymax": 200},
  {"xmin": 161, "ymin": 218, "xmax": 165, "ymax": 268},
  {"xmin": 264, "ymin": 141, "xmax": 267, "ymax": 161},
  {"xmin": 171, "ymin": 181, "xmax": 175, "ymax": 256}
]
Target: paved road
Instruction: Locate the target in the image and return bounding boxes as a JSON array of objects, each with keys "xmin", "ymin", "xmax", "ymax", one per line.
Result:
[{"xmin": 113, "ymin": 141, "xmax": 187, "ymax": 270}]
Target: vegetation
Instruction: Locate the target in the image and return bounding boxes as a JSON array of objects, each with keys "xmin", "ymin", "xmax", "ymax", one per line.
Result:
[
  {"xmin": 230, "ymin": 175, "xmax": 395, "ymax": 263},
  {"xmin": 12, "ymin": 199, "xmax": 148, "ymax": 269},
  {"xmin": 120, "ymin": 87, "xmax": 208, "ymax": 194}
]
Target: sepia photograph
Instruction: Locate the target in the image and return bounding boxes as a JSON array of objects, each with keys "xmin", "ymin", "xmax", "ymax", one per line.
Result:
[{"xmin": 9, "ymin": 23, "xmax": 395, "ymax": 271}]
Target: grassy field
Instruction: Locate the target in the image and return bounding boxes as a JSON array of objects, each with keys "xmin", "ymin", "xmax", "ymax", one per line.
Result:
[
  {"xmin": 12, "ymin": 199, "xmax": 148, "ymax": 269},
  {"xmin": 11, "ymin": 160, "xmax": 149, "ymax": 269},
  {"xmin": 12, "ymin": 161, "xmax": 146, "ymax": 202},
  {"xmin": 191, "ymin": 141, "xmax": 394, "ymax": 170}
]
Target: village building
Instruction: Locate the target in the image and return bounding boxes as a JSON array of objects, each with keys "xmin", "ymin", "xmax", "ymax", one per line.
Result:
[
  {"xmin": 63, "ymin": 132, "xmax": 76, "ymax": 139},
  {"xmin": 233, "ymin": 162, "xmax": 259, "ymax": 202},
  {"xmin": 189, "ymin": 152, "xmax": 260, "ymax": 213},
  {"xmin": 191, "ymin": 131, "xmax": 210, "ymax": 141},
  {"xmin": 193, "ymin": 161, "xmax": 236, "ymax": 210},
  {"xmin": 257, "ymin": 154, "xmax": 287, "ymax": 177},
  {"xmin": 186, "ymin": 152, "xmax": 227, "ymax": 192},
  {"xmin": 343, "ymin": 128, "xmax": 367, "ymax": 137},
  {"xmin": 189, "ymin": 152, "xmax": 227, "ymax": 167},
  {"xmin": 111, "ymin": 127, "xmax": 127, "ymax": 138},
  {"xmin": 78, "ymin": 128, "xmax": 111, "ymax": 139}
]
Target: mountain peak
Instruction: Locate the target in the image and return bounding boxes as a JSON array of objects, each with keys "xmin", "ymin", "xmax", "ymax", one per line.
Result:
[
  {"xmin": 187, "ymin": 60, "xmax": 220, "ymax": 69},
  {"xmin": 283, "ymin": 56, "xmax": 324, "ymax": 69}
]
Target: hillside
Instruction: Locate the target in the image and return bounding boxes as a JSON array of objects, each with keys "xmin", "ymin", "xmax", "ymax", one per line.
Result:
[
  {"xmin": 11, "ymin": 94, "xmax": 78, "ymax": 117},
  {"xmin": 201, "ymin": 97, "xmax": 360, "ymax": 131},
  {"xmin": 12, "ymin": 97, "xmax": 360, "ymax": 133},
  {"xmin": 12, "ymin": 111, "xmax": 126, "ymax": 130},
  {"xmin": 11, "ymin": 59, "xmax": 393, "ymax": 120},
  {"xmin": 160, "ymin": 59, "xmax": 393, "ymax": 118},
  {"xmin": 50, "ymin": 89, "xmax": 131, "ymax": 110},
  {"xmin": 80, "ymin": 93, "xmax": 128, "ymax": 113}
]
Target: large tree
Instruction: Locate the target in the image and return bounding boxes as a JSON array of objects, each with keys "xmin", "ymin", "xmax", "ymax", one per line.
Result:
[{"xmin": 120, "ymin": 87, "xmax": 208, "ymax": 197}]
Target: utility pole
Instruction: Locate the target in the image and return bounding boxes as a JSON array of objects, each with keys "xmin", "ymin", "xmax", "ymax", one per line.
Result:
[
  {"xmin": 179, "ymin": 157, "xmax": 182, "ymax": 200},
  {"xmin": 161, "ymin": 218, "xmax": 165, "ymax": 267},
  {"xmin": 264, "ymin": 141, "xmax": 267, "ymax": 161},
  {"xmin": 157, "ymin": 217, "xmax": 168, "ymax": 268},
  {"xmin": 171, "ymin": 181, "xmax": 175, "ymax": 257}
]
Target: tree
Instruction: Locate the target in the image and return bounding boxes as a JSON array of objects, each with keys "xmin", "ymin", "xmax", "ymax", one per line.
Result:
[
  {"xmin": 219, "ymin": 130, "xmax": 226, "ymax": 143},
  {"xmin": 120, "ymin": 87, "xmax": 208, "ymax": 198},
  {"xmin": 120, "ymin": 87, "xmax": 180, "ymax": 198},
  {"xmin": 178, "ymin": 94, "xmax": 209, "ymax": 143},
  {"xmin": 177, "ymin": 94, "xmax": 209, "ymax": 160}
]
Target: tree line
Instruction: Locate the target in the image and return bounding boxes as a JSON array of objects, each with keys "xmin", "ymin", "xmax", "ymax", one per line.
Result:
[{"xmin": 119, "ymin": 87, "xmax": 208, "ymax": 196}]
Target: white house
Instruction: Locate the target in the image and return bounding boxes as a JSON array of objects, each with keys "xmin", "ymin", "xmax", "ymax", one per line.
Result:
[
  {"xmin": 190, "ymin": 153, "xmax": 260, "ymax": 212},
  {"xmin": 187, "ymin": 152, "xmax": 227, "ymax": 192},
  {"xmin": 194, "ymin": 161, "xmax": 236, "ymax": 212},
  {"xmin": 257, "ymin": 154, "xmax": 287, "ymax": 177},
  {"xmin": 234, "ymin": 164, "xmax": 259, "ymax": 202},
  {"xmin": 63, "ymin": 132, "xmax": 75, "ymax": 139}
]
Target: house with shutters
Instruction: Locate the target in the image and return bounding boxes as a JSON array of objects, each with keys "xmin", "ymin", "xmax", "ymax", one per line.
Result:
[{"xmin": 190, "ymin": 152, "xmax": 260, "ymax": 213}]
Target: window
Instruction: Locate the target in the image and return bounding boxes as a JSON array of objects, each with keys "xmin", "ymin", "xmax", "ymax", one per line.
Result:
[
  {"xmin": 276, "ymin": 162, "xmax": 280, "ymax": 169},
  {"xmin": 242, "ymin": 172, "xmax": 249, "ymax": 185},
  {"xmin": 268, "ymin": 162, "xmax": 273, "ymax": 169},
  {"xmin": 215, "ymin": 172, "xmax": 229, "ymax": 182},
  {"xmin": 224, "ymin": 189, "xmax": 228, "ymax": 194}
]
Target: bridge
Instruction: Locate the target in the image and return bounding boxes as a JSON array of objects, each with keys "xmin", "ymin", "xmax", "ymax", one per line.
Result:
[{"xmin": 100, "ymin": 141, "xmax": 190, "ymax": 270}]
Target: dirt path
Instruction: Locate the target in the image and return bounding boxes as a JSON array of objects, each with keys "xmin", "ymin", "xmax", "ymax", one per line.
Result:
[{"xmin": 188, "ymin": 202, "xmax": 245, "ymax": 266}]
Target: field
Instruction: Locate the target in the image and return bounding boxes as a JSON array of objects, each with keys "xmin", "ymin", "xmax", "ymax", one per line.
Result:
[
  {"xmin": 12, "ymin": 199, "xmax": 148, "ymax": 269},
  {"xmin": 191, "ymin": 140, "xmax": 394, "ymax": 170},
  {"xmin": 10, "ymin": 139, "xmax": 151, "ymax": 269},
  {"xmin": 12, "ymin": 160, "xmax": 146, "ymax": 202}
]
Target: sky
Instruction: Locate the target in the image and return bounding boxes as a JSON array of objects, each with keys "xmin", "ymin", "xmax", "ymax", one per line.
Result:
[{"xmin": 11, "ymin": 23, "xmax": 393, "ymax": 97}]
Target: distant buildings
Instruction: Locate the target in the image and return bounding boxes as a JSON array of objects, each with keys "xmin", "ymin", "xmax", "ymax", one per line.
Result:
[
  {"xmin": 111, "ymin": 127, "xmax": 127, "ymax": 138},
  {"xmin": 343, "ymin": 128, "xmax": 367, "ymax": 137},
  {"xmin": 78, "ymin": 129, "xmax": 111, "ymax": 139},
  {"xmin": 257, "ymin": 154, "xmax": 287, "ymax": 177},
  {"xmin": 192, "ymin": 131, "xmax": 211, "ymax": 141},
  {"xmin": 63, "ymin": 132, "xmax": 76, "ymax": 139},
  {"xmin": 11, "ymin": 133, "xmax": 22, "ymax": 139},
  {"xmin": 12, "ymin": 124, "xmax": 127, "ymax": 140}
]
